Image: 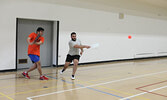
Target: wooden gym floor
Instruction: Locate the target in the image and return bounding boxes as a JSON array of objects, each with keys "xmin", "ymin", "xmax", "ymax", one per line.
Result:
[{"xmin": 0, "ymin": 58, "xmax": 167, "ymax": 100}]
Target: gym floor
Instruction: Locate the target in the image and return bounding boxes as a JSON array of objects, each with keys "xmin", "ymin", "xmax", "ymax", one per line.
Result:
[{"xmin": 0, "ymin": 58, "xmax": 167, "ymax": 100}]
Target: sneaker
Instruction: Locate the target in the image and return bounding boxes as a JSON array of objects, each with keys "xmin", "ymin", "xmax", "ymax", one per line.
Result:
[
  {"xmin": 22, "ymin": 72, "xmax": 30, "ymax": 79},
  {"xmin": 71, "ymin": 75, "xmax": 75, "ymax": 80},
  {"xmin": 39, "ymin": 75, "xmax": 49, "ymax": 80},
  {"xmin": 60, "ymin": 71, "xmax": 63, "ymax": 75}
]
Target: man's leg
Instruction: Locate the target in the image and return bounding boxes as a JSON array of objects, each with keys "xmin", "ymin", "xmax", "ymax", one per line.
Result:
[
  {"xmin": 23, "ymin": 54, "xmax": 38, "ymax": 76},
  {"xmin": 36, "ymin": 61, "xmax": 49, "ymax": 80},
  {"xmin": 61, "ymin": 62, "xmax": 71, "ymax": 73},
  {"xmin": 22, "ymin": 63, "xmax": 37, "ymax": 79},
  {"xmin": 26, "ymin": 63, "xmax": 37, "ymax": 73},
  {"xmin": 61, "ymin": 54, "xmax": 72, "ymax": 73},
  {"xmin": 71, "ymin": 59, "xmax": 79, "ymax": 79},
  {"xmin": 36, "ymin": 61, "xmax": 42, "ymax": 76}
]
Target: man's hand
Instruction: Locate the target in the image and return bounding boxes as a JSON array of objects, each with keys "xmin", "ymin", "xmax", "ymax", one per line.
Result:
[
  {"xmin": 29, "ymin": 42, "xmax": 34, "ymax": 45},
  {"xmin": 34, "ymin": 41, "xmax": 43, "ymax": 45},
  {"xmin": 80, "ymin": 51, "xmax": 83, "ymax": 55},
  {"xmin": 85, "ymin": 45, "xmax": 90, "ymax": 49}
]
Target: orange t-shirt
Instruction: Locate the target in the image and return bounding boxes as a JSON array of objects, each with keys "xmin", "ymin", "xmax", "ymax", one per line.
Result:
[{"xmin": 28, "ymin": 32, "xmax": 44, "ymax": 56}]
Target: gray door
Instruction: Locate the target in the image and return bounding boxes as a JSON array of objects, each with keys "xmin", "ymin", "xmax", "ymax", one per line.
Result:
[{"xmin": 17, "ymin": 19, "xmax": 53, "ymax": 69}]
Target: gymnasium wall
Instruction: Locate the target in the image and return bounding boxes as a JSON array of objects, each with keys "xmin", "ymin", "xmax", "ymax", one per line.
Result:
[{"xmin": 0, "ymin": 0, "xmax": 167, "ymax": 70}]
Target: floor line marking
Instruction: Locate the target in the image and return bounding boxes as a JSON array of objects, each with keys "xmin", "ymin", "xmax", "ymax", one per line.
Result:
[
  {"xmin": 0, "ymin": 92, "xmax": 14, "ymax": 100},
  {"xmin": 77, "ymin": 79, "xmax": 150, "ymax": 100},
  {"xmin": 47, "ymin": 76, "xmax": 127, "ymax": 99},
  {"xmin": 27, "ymin": 70, "xmax": 167, "ymax": 100},
  {"xmin": 120, "ymin": 85, "xmax": 167, "ymax": 100},
  {"xmin": 136, "ymin": 80, "xmax": 167, "ymax": 97}
]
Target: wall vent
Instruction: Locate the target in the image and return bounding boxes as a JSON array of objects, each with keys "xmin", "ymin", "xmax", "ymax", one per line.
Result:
[{"xmin": 18, "ymin": 59, "xmax": 27, "ymax": 64}]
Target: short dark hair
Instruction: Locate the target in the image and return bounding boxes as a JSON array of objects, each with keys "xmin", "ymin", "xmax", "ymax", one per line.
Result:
[
  {"xmin": 71, "ymin": 32, "xmax": 76, "ymax": 36},
  {"xmin": 37, "ymin": 27, "xmax": 44, "ymax": 32}
]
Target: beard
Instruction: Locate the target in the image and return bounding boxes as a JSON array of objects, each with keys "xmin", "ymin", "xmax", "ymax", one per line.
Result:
[{"xmin": 72, "ymin": 38, "xmax": 76, "ymax": 41}]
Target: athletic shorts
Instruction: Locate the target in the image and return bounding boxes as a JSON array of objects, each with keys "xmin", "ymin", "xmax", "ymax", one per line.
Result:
[
  {"xmin": 65, "ymin": 54, "xmax": 80, "ymax": 62},
  {"xmin": 28, "ymin": 54, "xmax": 40, "ymax": 63}
]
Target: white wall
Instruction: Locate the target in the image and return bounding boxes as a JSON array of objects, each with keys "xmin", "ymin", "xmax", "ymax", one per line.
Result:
[
  {"xmin": 58, "ymin": 9, "xmax": 167, "ymax": 64},
  {"xmin": 0, "ymin": 0, "xmax": 167, "ymax": 70}
]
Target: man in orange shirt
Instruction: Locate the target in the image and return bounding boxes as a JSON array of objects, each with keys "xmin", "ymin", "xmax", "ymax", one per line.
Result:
[{"xmin": 22, "ymin": 27, "xmax": 48, "ymax": 80}]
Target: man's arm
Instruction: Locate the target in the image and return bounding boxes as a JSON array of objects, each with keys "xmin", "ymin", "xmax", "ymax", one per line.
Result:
[
  {"xmin": 34, "ymin": 37, "xmax": 44, "ymax": 45},
  {"xmin": 80, "ymin": 48, "xmax": 84, "ymax": 55},
  {"xmin": 74, "ymin": 45, "xmax": 90, "ymax": 49},
  {"xmin": 27, "ymin": 37, "xmax": 43, "ymax": 45},
  {"xmin": 34, "ymin": 41, "xmax": 43, "ymax": 45},
  {"xmin": 27, "ymin": 37, "xmax": 33, "ymax": 45},
  {"xmin": 75, "ymin": 45, "xmax": 89, "ymax": 55},
  {"xmin": 80, "ymin": 48, "xmax": 84, "ymax": 52}
]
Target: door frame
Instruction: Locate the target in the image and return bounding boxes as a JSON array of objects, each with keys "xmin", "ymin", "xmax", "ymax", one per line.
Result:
[{"xmin": 16, "ymin": 18, "xmax": 59, "ymax": 70}]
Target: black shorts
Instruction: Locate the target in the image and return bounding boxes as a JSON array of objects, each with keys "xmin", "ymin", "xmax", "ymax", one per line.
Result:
[{"xmin": 65, "ymin": 54, "xmax": 80, "ymax": 62}]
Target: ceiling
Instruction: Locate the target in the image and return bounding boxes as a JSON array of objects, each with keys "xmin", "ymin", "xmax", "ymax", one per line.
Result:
[{"xmin": 32, "ymin": 0, "xmax": 167, "ymax": 20}]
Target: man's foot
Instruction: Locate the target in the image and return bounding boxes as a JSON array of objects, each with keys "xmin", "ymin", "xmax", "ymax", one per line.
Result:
[
  {"xmin": 71, "ymin": 75, "xmax": 75, "ymax": 80},
  {"xmin": 60, "ymin": 69, "xmax": 65, "ymax": 75},
  {"xmin": 22, "ymin": 72, "xmax": 30, "ymax": 79},
  {"xmin": 60, "ymin": 70, "xmax": 63, "ymax": 75},
  {"xmin": 39, "ymin": 75, "xmax": 49, "ymax": 80}
]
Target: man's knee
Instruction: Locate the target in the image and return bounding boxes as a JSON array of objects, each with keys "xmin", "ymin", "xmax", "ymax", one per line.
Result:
[
  {"xmin": 35, "ymin": 61, "xmax": 41, "ymax": 66},
  {"xmin": 64, "ymin": 62, "xmax": 70, "ymax": 67},
  {"xmin": 74, "ymin": 59, "xmax": 78, "ymax": 63},
  {"xmin": 34, "ymin": 63, "xmax": 37, "ymax": 68},
  {"xmin": 73, "ymin": 59, "xmax": 79, "ymax": 65}
]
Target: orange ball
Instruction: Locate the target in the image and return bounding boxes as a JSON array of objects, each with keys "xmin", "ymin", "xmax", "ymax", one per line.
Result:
[{"xmin": 128, "ymin": 35, "xmax": 132, "ymax": 39}]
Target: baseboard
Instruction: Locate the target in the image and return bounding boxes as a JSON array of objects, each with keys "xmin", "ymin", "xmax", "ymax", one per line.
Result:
[
  {"xmin": 0, "ymin": 69, "xmax": 17, "ymax": 72},
  {"xmin": 1, "ymin": 56, "xmax": 167, "ymax": 72},
  {"xmin": 53, "ymin": 56, "xmax": 167, "ymax": 67}
]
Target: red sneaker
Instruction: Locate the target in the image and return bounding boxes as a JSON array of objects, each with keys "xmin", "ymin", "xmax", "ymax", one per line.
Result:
[
  {"xmin": 39, "ymin": 76, "xmax": 49, "ymax": 80},
  {"xmin": 22, "ymin": 72, "xmax": 30, "ymax": 79}
]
